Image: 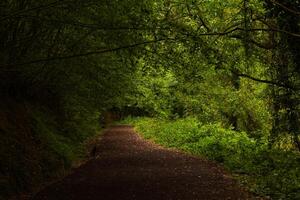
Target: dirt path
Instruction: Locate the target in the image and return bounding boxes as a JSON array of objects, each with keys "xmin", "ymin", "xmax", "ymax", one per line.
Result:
[{"xmin": 32, "ymin": 125, "xmax": 253, "ymax": 200}]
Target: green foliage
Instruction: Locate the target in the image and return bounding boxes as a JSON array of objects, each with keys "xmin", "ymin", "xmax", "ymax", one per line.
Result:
[
  {"xmin": 130, "ymin": 65, "xmax": 177, "ymax": 117},
  {"xmin": 1, "ymin": 0, "xmax": 300, "ymax": 198},
  {"xmin": 0, "ymin": 101, "xmax": 99, "ymax": 198},
  {"xmin": 124, "ymin": 117, "xmax": 300, "ymax": 199},
  {"xmin": 31, "ymin": 108, "xmax": 78, "ymax": 168}
]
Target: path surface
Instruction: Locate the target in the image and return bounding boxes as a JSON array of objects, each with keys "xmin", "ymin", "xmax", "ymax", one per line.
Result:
[{"xmin": 33, "ymin": 125, "xmax": 253, "ymax": 200}]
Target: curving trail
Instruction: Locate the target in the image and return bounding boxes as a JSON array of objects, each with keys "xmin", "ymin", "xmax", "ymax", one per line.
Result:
[{"xmin": 32, "ymin": 125, "xmax": 253, "ymax": 200}]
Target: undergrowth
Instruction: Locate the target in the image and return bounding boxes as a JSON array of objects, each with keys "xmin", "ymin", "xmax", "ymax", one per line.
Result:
[
  {"xmin": 0, "ymin": 101, "xmax": 100, "ymax": 199},
  {"xmin": 122, "ymin": 117, "xmax": 300, "ymax": 200}
]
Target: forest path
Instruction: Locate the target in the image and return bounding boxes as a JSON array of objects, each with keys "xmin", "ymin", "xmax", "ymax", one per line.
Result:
[{"xmin": 32, "ymin": 125, "xmax": 253, "ymax": 200}]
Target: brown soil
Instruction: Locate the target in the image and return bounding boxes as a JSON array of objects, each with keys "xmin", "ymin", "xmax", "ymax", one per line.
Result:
[{"xmin": 32, "ymin": 125, "xmax": 255, "ymax": 200}]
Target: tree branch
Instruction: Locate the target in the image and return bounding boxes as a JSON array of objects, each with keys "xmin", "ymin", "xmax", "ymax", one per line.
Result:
[
  {"xmin": 269, "ymin": 0, "xmax": 300, "ymax": 16},
  {"xmin": 1, "ymin": 39, "xmax": 172, "ymax": 69},
  {"xmin": 230, "ymin": 35, "xmax": 276, "ymax": 50},
  {"xmin": 232, "ymin": 71, "xmax": 296, "ymax": 90},
  {"xmin": 11, "ymin": 15, "xmax": 164, "ymax": 31},
  {"xmin": 229, "ymin": 28, "xmax": 300, "ymax": 38},
  {"xmin": 0, "ymin": 0, "xmax": 71, "ymax": 21},
  {"xmin": 180, "ymin": 27, "xmax": 300, "ymax": 38}
]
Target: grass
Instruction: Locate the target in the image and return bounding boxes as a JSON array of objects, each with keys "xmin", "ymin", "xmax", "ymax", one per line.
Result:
[{"xmin": 122, "ymin": 117, "xmax": 300, "ymax": 200}]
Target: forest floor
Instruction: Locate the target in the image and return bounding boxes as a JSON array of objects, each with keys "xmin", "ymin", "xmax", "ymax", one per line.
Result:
[{"xmin": 32, "ymin": 125, "xmax": 256, "ymax": 200}]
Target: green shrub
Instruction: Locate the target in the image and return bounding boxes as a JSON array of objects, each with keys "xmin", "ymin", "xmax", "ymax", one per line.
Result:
[{"xmin": 123, "ymin": 117, "xmax": 300, "ymax": 199}]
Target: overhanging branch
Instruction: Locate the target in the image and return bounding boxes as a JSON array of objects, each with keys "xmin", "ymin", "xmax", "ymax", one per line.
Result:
[
  {"xmin": 230, "ymin": 35, "xmax": 276, "ymax": 50},
  {"xmin": 11, "ymin": 15, "xmax": 165, "ymax": 31},
  {"xmin": 0, "ymin": 0, "xmax": 71, "ymax": 21},
  {"xmin": 1, "ymin": 39, "xmax": 171, "ymax": 69},
  {"xmin": 232, "ymin": 71, "xmax": 296, "ymax": 90},
  {"xmin": 269, "ymin": 0, "xmax": 300, "ymax": 16},
  {"xmin": 180, "ymin": 27, "xmax": 300, "ymax": 39}
]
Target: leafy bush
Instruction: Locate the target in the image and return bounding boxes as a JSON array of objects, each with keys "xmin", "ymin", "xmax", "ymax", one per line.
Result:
[{"xmin": 123, "ymin": 117, "xmax": 300, "ymax": 199}]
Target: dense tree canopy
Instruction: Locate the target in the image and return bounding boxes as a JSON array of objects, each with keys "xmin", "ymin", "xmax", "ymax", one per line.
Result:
[{"xmin": 0, "ymin": 0, "xmax": 300, "ymax": 198}]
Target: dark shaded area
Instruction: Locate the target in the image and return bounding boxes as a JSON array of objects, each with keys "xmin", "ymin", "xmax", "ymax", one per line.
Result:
[
  {"xmin": 0, "ymin": 97, "xmax": 94, "ymax": 199},
  {"xmin": 100, "ymin": 107, "xmax": 150, "ymax": 128},
  {"xmin": 1, "ymin": 0, "xmax": 299, "ymax": 198},
  {"xmin": 32, "ymin": 125, "xmax": 252, "ymax": 200}
]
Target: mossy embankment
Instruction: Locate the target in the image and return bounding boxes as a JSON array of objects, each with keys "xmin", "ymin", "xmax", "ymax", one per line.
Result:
[{"xmin": 0, "ymin": 98, "xmax": 100, "ymax": 199}]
